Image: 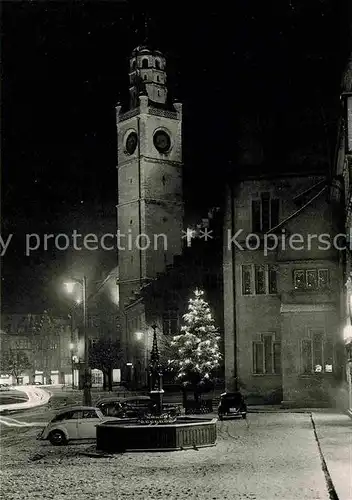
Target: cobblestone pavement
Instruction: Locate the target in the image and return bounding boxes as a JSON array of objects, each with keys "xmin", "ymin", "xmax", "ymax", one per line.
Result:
[{"xmin": 0, "ymin": 413, "xmax": 332, "ymax": 500}]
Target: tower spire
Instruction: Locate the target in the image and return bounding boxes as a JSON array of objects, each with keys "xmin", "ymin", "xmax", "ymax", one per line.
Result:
[{"xmin": 142, "ymin": 12, "xmax": 150, "ymax": 46}]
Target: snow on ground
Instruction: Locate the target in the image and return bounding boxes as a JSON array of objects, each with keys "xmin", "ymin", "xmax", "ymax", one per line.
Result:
[
  {"xmin": 0, "ymin": 413, "xmax": 330, "ymax": 500},
  {"xmin": 0, "ymin": 385, "xmax": 50, "ymax": 412}
]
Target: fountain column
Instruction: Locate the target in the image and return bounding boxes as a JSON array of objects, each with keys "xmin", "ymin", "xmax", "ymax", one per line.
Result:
[{"xmin": 148, "ymin": 324, "xmax": 164, "ymax": 415}]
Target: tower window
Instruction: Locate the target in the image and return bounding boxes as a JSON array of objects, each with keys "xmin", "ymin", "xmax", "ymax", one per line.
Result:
[
  {"xmin": 157, "ymin": 75, "xmax": 160, "ymax": 82},
  {"xmin": 144, "ymin": 75, "xmax": 147, "ymax": 80},
  {"xmin": 142, "ymin": 59, "xmax": 148, "ymax": 69},
  {"xmin": 158, "ymin": 91, "xmax": 160, "ymax": 96},
  {"xmin": 155, "ymin": 59, "xmax": 160, "ymax": 69},
  {"xmin": 162, "ymin": 175, "xmax": 166, "ymax": 185},
  {"xmin": 130, "ymin": 219, "xmax": 133, "ymax": 225}
]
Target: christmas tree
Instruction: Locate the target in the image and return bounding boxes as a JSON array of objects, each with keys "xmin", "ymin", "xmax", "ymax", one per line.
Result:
[{"xmin": 170, "ymin": 289, "xmax": 221, "ymax": 400}]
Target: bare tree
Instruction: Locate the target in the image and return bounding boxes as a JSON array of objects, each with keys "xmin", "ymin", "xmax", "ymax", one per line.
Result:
[
  {"xmin": 0, "ymin": 349, "xmax": 32, "ymax": 384},
  {"xmin": 89, "ymin": 338, "xmax": 123, "ymax": 391}
]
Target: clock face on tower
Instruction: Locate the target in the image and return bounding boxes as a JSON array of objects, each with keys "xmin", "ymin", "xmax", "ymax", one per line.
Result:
[
  {"xmin": 153, "ymin": 130, "xmax": 171, "ymax": 153},
  {"xmin": 125, "ymin": 131, "xmax": 138, "ymax": 155}
]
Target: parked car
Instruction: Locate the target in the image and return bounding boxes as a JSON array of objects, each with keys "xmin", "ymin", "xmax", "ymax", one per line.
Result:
[
  {"xmin": 97, "ymin": 395, "xmax": 181, "ymax": 418},
  {"xmin": 217, "ymin": 392, "xmax": 247, "ymax": 420},
  {"xmin": 36, "ymin": 406, "xmax": 119, "ymax": 445}
]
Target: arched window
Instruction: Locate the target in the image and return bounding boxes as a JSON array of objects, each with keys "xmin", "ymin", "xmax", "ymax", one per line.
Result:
[
  {"xmin": 155, "ymin": 59, "xmax": 160, "ymax": 69},
  {"xmin": 157, "ymin": 75, "xmax": 160, "ymax": 82},
  {"xmin": 142, "ymin": 59, "xmax": 148, "ymax": 69},
  {"xmin": 144, "ymin": 75, "xmax": 147, "ymax": 80}
]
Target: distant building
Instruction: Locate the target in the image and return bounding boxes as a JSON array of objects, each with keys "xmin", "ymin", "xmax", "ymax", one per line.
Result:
[
  {"xmin": 223, "ymin": 172, "xmax": 344, "ymax": 407},
  {"xmin": 0, "ymin": 313, "xmax": 71, "ymax": 385}
]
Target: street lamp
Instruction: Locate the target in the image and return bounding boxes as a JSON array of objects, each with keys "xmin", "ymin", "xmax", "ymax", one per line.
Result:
[{"xmin": 64, "ymin": 276, "xmax": 91, "ymax": 406}]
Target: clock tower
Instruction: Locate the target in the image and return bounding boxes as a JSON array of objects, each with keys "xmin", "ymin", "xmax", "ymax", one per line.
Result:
[{"xmin": 116, "ymin": 45, "xmax": 183, "ymax": 352}]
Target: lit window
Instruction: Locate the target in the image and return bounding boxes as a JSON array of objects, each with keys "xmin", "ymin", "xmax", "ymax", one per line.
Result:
[
  {"xmin": 242, "ymin": 265, "xmax": 278, "ymax": 295},
  {"xmin": 301, "ymin": 330, "xmax": 332, "ymax": 374},
  {"xmin": 293, "ymin": 269, "xmax": 330, "ymax": 291},
  {"xmin": 242, "ymin": 265, "xmax": 252, "ymax": 295}
]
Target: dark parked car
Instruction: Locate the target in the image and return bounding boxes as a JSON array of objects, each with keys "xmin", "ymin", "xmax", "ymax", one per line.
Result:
[
  {"xmin": 218, "ymin": 392, "xmax": 247, "ymax": 420},
  {"xmin": 96, "ymin": 396, "xmax": 181, "ymax": 418}
]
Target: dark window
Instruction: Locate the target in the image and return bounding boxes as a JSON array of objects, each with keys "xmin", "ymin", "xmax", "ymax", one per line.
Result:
[
  {"xmin": 144, "ymin": 75, "xmax": 147, "ymax": 80},
  {"xmin": 251, "ymin": 200, "xmax": 261, "ymax": 232},
  {"xmin": 261, "ymin": 193, "xmax": 270, "ymax": 232},
  {"xmin": 157, "ymin": 75, "xmax": 160, "ymax": 82},
  {"xmin": 253, "ymin": 342, "xmax": 264, "ymax": 374},
  {"xmin": 155, "ymin": 59, "xmax": 160, "ymax": 69},
  {"xmin": 142, "ymin": 59, "xmax": 148, "ymax": 69},
  {"xmin": 253, "ymin": 334, "xmax": 281, "ymax": 374},
  {"xmin": 163, "ymin": 310, "xmax": 179, "ymax": 335},
  {"xmin": 251, "ymin": 194, "xmax": 279, "ymax": 232},
  {"xmin": 271, "ymin": 199, "xmax": 279, "ymax": 228}
]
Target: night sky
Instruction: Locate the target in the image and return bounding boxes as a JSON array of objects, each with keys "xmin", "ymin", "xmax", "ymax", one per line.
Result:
[{"xmin": 1, "ymin": 0, "xmax": 350, "ymax": 313}]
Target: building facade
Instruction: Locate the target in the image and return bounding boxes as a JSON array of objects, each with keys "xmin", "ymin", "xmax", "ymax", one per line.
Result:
[
  {"xmin": 223, "ymin": 173, "xmax": 344, "ymax": 407},
  {"xmin": 332, "ymin": 53, "xmax": 352, "ymax": 411}
]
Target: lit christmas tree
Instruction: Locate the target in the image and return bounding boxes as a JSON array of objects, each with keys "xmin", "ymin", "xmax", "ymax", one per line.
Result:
[{"xmin": 169, "ymin": 289, "xmax": 221, "ymax": 401}]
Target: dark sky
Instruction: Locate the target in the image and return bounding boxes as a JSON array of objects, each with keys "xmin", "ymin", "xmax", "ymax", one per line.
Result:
[{"xmin": 1, "ymin": 0, "xmax": 350, "ymax": 312}]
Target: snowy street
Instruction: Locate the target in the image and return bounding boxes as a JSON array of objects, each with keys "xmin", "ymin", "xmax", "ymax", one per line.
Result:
[{"xmin": 1, "ymin": 410, "xmax": 351, "ymax": 500}]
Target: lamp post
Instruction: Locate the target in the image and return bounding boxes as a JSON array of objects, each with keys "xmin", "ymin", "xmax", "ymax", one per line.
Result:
[
  {"xmin": 64, "ymin": 276, "xmax": 91, "ymax": 406},
  {"xmin": 69, "ymin": 342, "xmax": 75, "ymax": 389}
]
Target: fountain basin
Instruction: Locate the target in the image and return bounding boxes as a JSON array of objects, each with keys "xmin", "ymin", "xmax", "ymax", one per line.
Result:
[{"xmin": 96, "ymin": 416, "xmax": 217, "ymax": 452}]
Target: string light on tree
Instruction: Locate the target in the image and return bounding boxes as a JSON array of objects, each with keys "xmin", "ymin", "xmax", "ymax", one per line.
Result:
[{"xmin": 169, "ymin": 288, "xmax": 221, "ymax": 401}]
